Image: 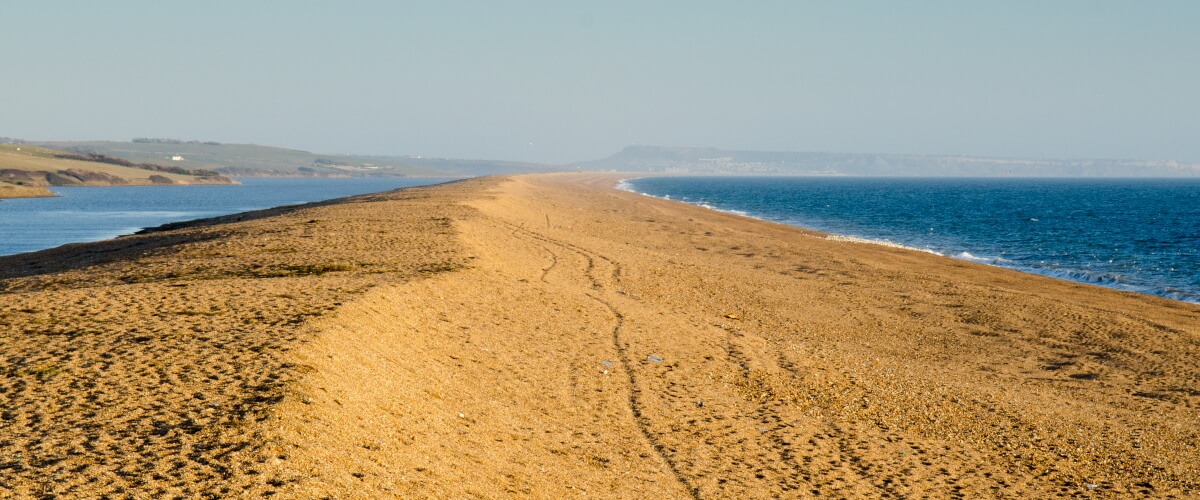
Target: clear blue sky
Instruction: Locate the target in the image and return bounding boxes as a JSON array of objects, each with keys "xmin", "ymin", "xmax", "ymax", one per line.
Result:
[{"xmin": 3, "ymin": 1, "xmax": 1197, "ymax": 163}]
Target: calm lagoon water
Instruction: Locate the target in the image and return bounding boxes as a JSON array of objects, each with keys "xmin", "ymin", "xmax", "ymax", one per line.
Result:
[
  {"xmin": 0, "ymin": 177, "xmax": 456, "ymax": 256},
  {"xmin": 623, "ymin": 176, "xmax": 1200, "ymax": 304}
]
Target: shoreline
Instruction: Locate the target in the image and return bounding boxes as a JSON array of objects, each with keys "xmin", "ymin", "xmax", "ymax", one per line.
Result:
[
  {"xmin": 2, "ymin": 173, "xmax": 1197, "ymax": 497},
  {"xmin": 618, "ymin": 175, "xmax": 1200, "ymax": 305},
  {"xmin": 0, "ymin": 177, "xmax": 462, "ymax": 258}
]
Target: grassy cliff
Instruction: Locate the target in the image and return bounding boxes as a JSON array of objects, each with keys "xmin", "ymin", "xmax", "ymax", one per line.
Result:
[{"xmin": 0, "ymin": 144, "xmax": 237, "ymax": 198}]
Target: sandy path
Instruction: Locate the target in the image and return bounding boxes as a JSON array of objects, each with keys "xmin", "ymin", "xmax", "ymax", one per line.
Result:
[{"xmin": 3, "ymin": 173, "xmax": 1198, "ymax": 497}]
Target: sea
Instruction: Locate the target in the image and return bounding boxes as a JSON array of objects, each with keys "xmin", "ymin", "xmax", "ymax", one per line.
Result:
[
  {"xmin": 621, "ymin": 176, "xmax": 1200, "ymax": 304},
  {"xmin": 0, "ymin": 177, "xmax": 455, "ymax": 257}
]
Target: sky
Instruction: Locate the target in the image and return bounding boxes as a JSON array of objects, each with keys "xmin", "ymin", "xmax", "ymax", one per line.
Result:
[{"xmin": 3, "ymin": 1, "xmax": 1198, "ymax": 164}]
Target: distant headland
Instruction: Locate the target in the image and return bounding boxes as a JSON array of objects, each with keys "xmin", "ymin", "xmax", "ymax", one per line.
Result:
[
  {"xmin": 577, "ymin": 145, "xmax": 1200, "ymax": 177},
  {"xmin": 0, "ymin": 143, "xmax": 236, "ymax": 199}
]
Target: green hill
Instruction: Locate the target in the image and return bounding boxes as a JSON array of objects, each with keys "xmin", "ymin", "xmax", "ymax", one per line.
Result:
[
  {"xmin": 0, "ymin": 144, "xmax": 236, "ymax": 199},
  {"xmin": 34, "ymin": 140, "xmax": 558, "ymax": 177}
]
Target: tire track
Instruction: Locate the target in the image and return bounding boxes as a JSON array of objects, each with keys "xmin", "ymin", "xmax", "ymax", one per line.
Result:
[
  {"xmin": 498, "ymin": 220, "xmax": 700, "ymax": 498},
  {"xmin": 512, "ymin": 218, "xmax": 818, "ymax": 497},
  {"xmin": 721, "ymin": 325, "xmax": 810, "ymax": 493},
  {"xmin": 535, "ymin": 243, "xmax": 558, "ymax": 284},
  {"xmin": 592, "ymin": 293, "xmax": 700, "ymax": 499}
]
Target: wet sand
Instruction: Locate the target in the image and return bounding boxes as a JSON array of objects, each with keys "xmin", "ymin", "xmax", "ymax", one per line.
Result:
[{"xmin": 1, "ymin": 173, "xmax": 1197, "ymax": 497}]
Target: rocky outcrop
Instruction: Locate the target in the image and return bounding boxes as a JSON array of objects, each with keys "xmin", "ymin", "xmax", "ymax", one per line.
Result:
[
  {"xmin": 60, "ymin": 169, "xmax": 131, "ymax": 185},
  {"xmin": 0, "ymin": 169, "xmax": 46, "ymax": 186}
]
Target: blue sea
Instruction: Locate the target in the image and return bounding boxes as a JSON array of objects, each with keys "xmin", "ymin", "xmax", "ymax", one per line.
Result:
[
  {"xmin": 0, "ymin": 177, "xmax": 455, "ymax": 257},
  {"xmin": 622, "ymin": 176, "xmax": 1200, "ymax": 304}
]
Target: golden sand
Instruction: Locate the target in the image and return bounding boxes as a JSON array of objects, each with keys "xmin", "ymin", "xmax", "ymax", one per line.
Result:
[{"xmin": 1, "ymin": 174, "xmax": 1197, "ymax": 497}]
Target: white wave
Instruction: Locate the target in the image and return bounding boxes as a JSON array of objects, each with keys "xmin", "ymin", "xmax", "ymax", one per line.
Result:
[
  {"xmin": 614, "ymin": 177, "xmax": 643, "ymax": 193},
  {"xmin": 692, "ymin": 202, "xmax": 748, "ymax": 217},
  {"xmin": 823, "ymin": 235, "xmax": 944, "ymax": 256},
  {"xmin": 955, "ymin": 251, "xmax": 1013, "ymax": 264},
  {"xmin": 618, "ymin": 180, "xmax": 754, "ymax": 218}
]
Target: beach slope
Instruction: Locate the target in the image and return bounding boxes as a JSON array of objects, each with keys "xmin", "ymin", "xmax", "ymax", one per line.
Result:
[{"xmin": 1, "ymin": 174, "xmax": 1197, "ymax": 497}]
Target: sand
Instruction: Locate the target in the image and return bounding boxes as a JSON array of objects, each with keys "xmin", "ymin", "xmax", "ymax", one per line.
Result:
[{"xmin": 1, "ymin": 173, "xmax": 1197, "ymax": 498}]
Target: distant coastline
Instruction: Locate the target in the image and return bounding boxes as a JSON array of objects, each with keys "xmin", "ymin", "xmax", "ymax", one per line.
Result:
[
  {"xmin": 0, "ymin": 143, "xmax": 237, "ymax": 199},
  {"xmin": 582, "ymin": 145, "xmax": 1200, "ymax": 177},
  {"xmin": 27, "ymin": 139, "xmax": 557, "ymax": 178}
]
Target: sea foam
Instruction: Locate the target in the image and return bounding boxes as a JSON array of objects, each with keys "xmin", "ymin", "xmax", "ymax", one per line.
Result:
[{"xmin": 823, "ymin": 235, "xmax": 944, "ymax": 256}]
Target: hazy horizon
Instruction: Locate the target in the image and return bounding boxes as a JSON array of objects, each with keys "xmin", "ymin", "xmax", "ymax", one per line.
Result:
[{"xmin": 4, "ymin": 1, "xmax": 1198, "ymax": 164}]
